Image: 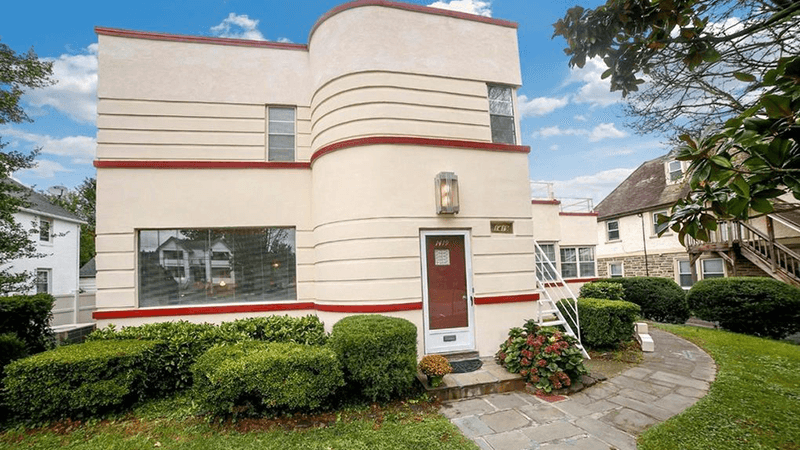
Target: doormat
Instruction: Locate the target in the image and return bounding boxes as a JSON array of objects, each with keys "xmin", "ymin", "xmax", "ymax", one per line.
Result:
[{"xmin": 450, "ymin": 359, "xmax": 483, "ymax": 374}]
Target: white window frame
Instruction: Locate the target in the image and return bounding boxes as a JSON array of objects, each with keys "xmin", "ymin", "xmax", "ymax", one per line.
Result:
[
  {"xmin": 39, "ymin": 217, "xmax": 52, "ymax": 243},
  {"xmin": 36, "ymin": 269, "xmax": 51, "ymax": 294},
  {"xmin": 701, "ymin": 258, "xmax": 726, "ymax": 279},
  {"xmin": 560, "ymin": 246, "xmax": 596, "ymax": 279},
  {"xmin": 267, "ymin": 106, "xmax": 296, "ymax": 162},
  {"xmin": 608, "ymin": 262, "xmax": 624, "ymax": 278},
  {"xmin": 677, "ymin": 259, "xmax": 693, "ymax": 289},
  {"xmin": 668, "ymin": 160, "xmax": 683, "ymax": 182},
  {"xmin": 487, "ymin": 84, "xmax": 516, "ymax": 145},
  {"xmin": 535, "ymin": 242, "xmax": 558, "ymax": 282},
  {"xmin": 653, "ymin": 210, "xmax": 670, "ymax": 235},
  {"xmin": 606, "ymin": 220, "xmax": 620, "ymax": 241}
]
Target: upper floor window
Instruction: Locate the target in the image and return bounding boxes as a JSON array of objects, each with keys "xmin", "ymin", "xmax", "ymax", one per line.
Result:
[
  {"xmin": 668, "ymin": 160, "xmax": 683, "ymax": 182},
  {"xmin": 39, "ymin": 218, "xmax": 51, "ymax": 242},
  {"xmin": 653, "ymin": 210, "xmax": 669, "ymax": 235},
  {"xmin": 488, "ymin": 85, "xmax": 515, "ymax": 144},
  {"xmin": 560, "ymin": 246, "xmax": 595, "ymax": 279},
  {"xmin": 36, "ymin": 269, "xmax": 50, "ymax": 294},
  {"xmin": 607, "ymin": 220, "xmax": 620, "ymax": 241},
  {"xmin": 268, "ymin": 107, "xmax": 295, "ymax": 161}
]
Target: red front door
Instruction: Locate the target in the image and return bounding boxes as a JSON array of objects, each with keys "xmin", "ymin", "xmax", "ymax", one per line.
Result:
[{"xmin": 425, "ymin": 235, "xmax": 468, "ymax": 330}]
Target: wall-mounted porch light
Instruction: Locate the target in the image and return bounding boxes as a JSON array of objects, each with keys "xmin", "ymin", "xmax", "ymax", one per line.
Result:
[{"xmin": 435, "ymin": 172, "xmax": 459, "ymax": 215}]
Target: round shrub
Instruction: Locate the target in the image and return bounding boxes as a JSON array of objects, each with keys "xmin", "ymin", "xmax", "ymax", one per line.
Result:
[
  {"xmin": 579, "ymin": 281, "xmax": 625, "ymax": 300},
  {"xmin": 3, "ymin": 340, "xmax": 160, "ymax": 422},
  {"xmin": 328, "ymin": 315, "xmax": 417, "ymax": 402},
  {"xmin": 218, "ymin": 314, "xmax": 327, "ymax": 345},
  {"xmin": 0, "ymin": 294, "xmax": 55, "ymax": 354},
  {"xmin": 0, "ymin": 333, "xmax": 28, "ymax": 374},
  {"xmin": 687, "ymin": 277, "xmax": 800, "ymax": 339},
  {"xmin": 598, "ymin": 277, "xmax": 689, "ymax": 323},
  {"xmin": 558, "ymin": 298, "xmax": 640, "ymax": 349},
  {"xmin": 191, "ymin": 341, "xmax": 344, "ymax": 417}
]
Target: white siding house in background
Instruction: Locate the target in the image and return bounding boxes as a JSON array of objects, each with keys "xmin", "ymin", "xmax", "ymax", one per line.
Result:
[{"xmin": 4, "ymin": 180, "xmax": 91, "ymax": 325}]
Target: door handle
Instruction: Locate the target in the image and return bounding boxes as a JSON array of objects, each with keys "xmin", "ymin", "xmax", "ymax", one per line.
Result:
[{"xmin": 463, "ymin": 294, "xmax": 472, "ymax": 305}]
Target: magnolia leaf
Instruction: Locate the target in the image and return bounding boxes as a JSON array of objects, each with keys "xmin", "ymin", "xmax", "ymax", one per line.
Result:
[
  {"xmin": 730, "ymin": 176, "xmax": 750, "ymax": 198},
  {"xmin": 761, "ymin": 94, "xmax": 792, "ymax": 118},
  {"xmin": 751, "ymin": 197, "xmax": 773, "ymax": 214},
  {"xmin": 733, "ymin": 72, "xmax": 757, "ymax": 82},
  {"xmin": 709, "ymin": 155, "xmax": 732, "ymax": 169}
]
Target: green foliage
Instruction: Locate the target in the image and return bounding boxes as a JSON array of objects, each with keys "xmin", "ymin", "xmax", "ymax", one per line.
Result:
[
  {"xmin": 219, "ymin": 314, "xmax": 327, "ymax": 346},
  {"xmin": 191, "ymin": 341, "xmax": 344, "ymax": 418},
  {"xmin": 3, "ymin": 340, "xmax": 160, "ymax": 422},
  {"xmin": 496, "ymin": 319, "xmax": 588, "ymax": 393},
  {"xmin": 579, "ymin": 281, "xmax": 625, "ymax": 300},
  {"xmin": 0, "ymin": 332, "xmax": 27, "ymax": 373},
  {"xmin": 687, "ymin": 277, "xmax": 800, "ymax": 339},
  {"xmin": 328, "ymin": 315, "xmax": 417, "ymax": 402},
  {"xmin": 0, "ymin": 293, "xmax": 54, "ymax": 354},
  {"xmin": 664, "ymin": 56, "xmax": 800, "ymax": 241},
  {"xmin": 558, "ymin": 298, "xmax": 640, "ymax": 349},
  {"xmin": 598, "ymin": 277, "xmax": 689, "ymax": 324},
  {"xmin": 42, "ymin": 178, "xmax": 96, "ymax": 266}
]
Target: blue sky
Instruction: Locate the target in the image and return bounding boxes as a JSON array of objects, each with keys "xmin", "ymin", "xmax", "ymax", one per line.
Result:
[{"xmin": 0, "ymin": 0, "xmax": 672, "ymax": 205}]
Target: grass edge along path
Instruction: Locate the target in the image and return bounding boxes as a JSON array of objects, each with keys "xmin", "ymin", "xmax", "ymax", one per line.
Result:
[
  {"xmin": 639, "ymin": 324, "xmax": 800, "ymax": 450},
  {"xmin": 0, "ymin": 396, "xmax": 479, "ymax": 450}
]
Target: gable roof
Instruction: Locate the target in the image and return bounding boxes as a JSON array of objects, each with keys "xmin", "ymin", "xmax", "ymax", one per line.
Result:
[
  {"xmin": 596, "ymin": 155, "xmax": 690, "ymax": 221},
  {"xmin": 80, "ymin": 257, "xmax": 96, "ymax": 278},
  {"xmin": 5, "ymin": 179, "xmax": 84, "ymax": 224}
]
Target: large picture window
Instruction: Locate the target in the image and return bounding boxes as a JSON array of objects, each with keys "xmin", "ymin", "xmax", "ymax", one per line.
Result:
[
  {"xmin": 138, "ymin": 228, "xmax": 296, "ymax": 307},
  {"xmin": 560, "ymin": 246, "xmax": 596, "ymax": 279}
]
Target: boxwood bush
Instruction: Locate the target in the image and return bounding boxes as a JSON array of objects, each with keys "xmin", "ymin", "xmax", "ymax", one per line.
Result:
[
  {"xmin": 0, "ymin": 333, "xmax": 27, "ymax": 375},
  {"xmin": 579, "ymin": 281, "xmax": 625, "ymax": 300},
  {"xmin": 558, "ymin": 298, "xmax": 640, "ymax": 349},
  {"xmin": 191, "ymin": 341, "xmax": 343, "ymax": 417},
  {"xmin": 0, "ymin": 294, "xmax": 55, "ymax": 354},
  {"xmin": 687, "ymin": 277, "xmax": 800, "ymax": 339},
  {"xmin": 328, "ymin": 315, "xmax": 417, "ymax": 402},
  {"xmin": 3, "ymin": 339, "xmax": 160, "ymax": 422},
  {"xmin": 218, "ymin": 315, "xmax": 327, "ymax": 345},
  {"xmin": 597, "ymin": 277, "xmax": 689, "ymax": 323}
]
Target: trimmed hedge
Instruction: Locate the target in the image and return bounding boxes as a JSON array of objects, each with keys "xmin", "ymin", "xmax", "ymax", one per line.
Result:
[
  {"xmin": 687, "ymin": 277, "xmax": 800, "ymax": 339},
  {"xmin": 558, "ymin": 298, "xmax": 640, "ymax": 349},
  {"xmin": 0, "ymin": 333, "xmax": 27, "ymax": 374},
  {"xmin": 579, "ymin": 281, "xmax": 625, "ymax": 300},
  {"xmin": 328, "ymin": 315, "xmax": 417, "ymax": 402},
  {"xmin": 596, "ymin": 277, "xmax": 689, "ymax": 323},
  {"xmin": 3, "ymin": 339, "xmax": 160, "ymax": 422},
  {"xmin": 0, "ymin": 294, "xmax": 55, "ymax": 354},
  {"xmin": 219, "ymin": 315, "xmax": 327, "ymax": 345},
  {"xmin": 192, "ymin": 341, "xmax": 343, "ymax": 417}
]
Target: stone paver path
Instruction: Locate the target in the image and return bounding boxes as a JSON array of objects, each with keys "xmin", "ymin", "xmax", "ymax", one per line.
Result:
[{"xmin": 440, "ymin": 329, "xmax": 716, "ymax": 450}]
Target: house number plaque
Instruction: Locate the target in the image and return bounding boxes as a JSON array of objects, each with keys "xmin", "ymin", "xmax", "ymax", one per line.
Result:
[{"xmin": 490, "ymin": 221, "xmax": 513, "ymax": 234}]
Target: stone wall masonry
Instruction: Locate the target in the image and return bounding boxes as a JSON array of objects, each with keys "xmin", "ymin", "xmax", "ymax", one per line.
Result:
[{"xmin": 597, "ymin": 253, "xmax": 683, "ymax": 279}]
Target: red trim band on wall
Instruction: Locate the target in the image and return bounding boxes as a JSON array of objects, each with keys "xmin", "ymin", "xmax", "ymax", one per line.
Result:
[
  {"xmin": 310, "ymin": 136, "xmax": 531, "ymax": 165},
  {"xmin": 474, "ymin": 293, "xmax": 539, "ymax": 305},
  {"xmin": 559, "ymin": 212, "xmax": 599, "ymax": 217},
  {"xmin": 309, "ymin": 0, "xmax": 518, "ymax": 42},
  {"xmin": 531, "ymin": 199, "xmax": 561, "ymax": 205},
  {"xmin": 93, "ymin": 301, "xmax": 424, "ymax": 320},
  {"xmin": 95, "ymin": 26, "xmax": 309, "ymax": 51},
  {"xmin": 93, "ymin": 160, "xmax": 312, "ymax": 170}
]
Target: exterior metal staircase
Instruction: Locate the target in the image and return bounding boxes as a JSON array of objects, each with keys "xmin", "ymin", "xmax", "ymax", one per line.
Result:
[{"xmin": 534, "ymin": 241, "xmax": 590, "ymax": 359}]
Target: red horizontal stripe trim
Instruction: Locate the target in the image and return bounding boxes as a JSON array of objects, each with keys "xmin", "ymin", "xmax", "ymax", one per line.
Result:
[
  {"xmin": 314, "ymin": 302, "xmax": 422, "ymax": 313},
  {"xmin": 543, "ymin": 282, "xmax": 563, "ymax": 288},
  {"xmin": 93, "ymin": 160, "xmax": 311, "ymax": 169},
  {"xmin": 93, "ymin": 301, "xmax": 423, "ymax": 319},
  {"xmin": 474, "ymin": 293, "xmax": 539, "ymax": 305},
  {"xmin": 559, "ymin": 212, "xmax": 598, "ymax": 217},
  {"xmin": 311, "ymin": 136, "xmax": 530, "ymax": 165},
  {"xmin": 93, "ymin": 302, "xmax": 316, "ymax": 319},
  {"xmin": 95, "ymin": 26, "xmax": 308, "ymax": 51},
  {"xmin": 531, "ymin": 200, "xmax": 561, "ymax": 205},
  {"xmin": 310, "ymin": 0, "xmax": 518, "ymax": 42}
]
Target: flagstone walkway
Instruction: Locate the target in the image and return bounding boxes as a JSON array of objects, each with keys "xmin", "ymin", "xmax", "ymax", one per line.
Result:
[{"xmin": 440, "ymin": 329, "xmax": 717, "ymax": 450}]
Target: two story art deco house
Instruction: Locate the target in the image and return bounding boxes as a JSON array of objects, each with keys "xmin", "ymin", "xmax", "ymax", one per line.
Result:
[{"xmin": 93, "ymin": 0, "xmax": 544, "ymax": 356}]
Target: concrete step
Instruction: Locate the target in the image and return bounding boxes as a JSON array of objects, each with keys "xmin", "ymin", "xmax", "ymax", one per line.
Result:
[
  {"xmin": 418, "ymin": 357, "xmax": 526, "ymax": 401},
  {"xmin": 440, "ymin": 350, "xmax": 480, "ymax": 363}
]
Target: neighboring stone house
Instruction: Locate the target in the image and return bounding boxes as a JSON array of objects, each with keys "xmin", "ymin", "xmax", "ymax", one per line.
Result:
[
  {"xmin": 93, "ymin": 1, "xmax": 549, "ymax": 357},
  {"xmin": 595, "ymin": 154, "xmax": 800, "ymax": 288}
]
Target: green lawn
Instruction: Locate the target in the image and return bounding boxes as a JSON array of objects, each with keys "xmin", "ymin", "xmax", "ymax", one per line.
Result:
[
  {"xmin": 0, "ymin": 395, "xmax": 478, "ymax": 450},
  {"xmin": 639, "ymin": 325, "xmax": 800, "ymax": 450}
]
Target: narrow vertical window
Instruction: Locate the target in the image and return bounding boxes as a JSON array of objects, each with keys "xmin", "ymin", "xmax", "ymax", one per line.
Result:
[
  {"xmin": 488, "ymin": 85, "xmax": 515, "ymax": 144},
  {"xmin": 268, "ymin": 107, "xmax": 295, "ymax": 161},
  {"xmin": 668, "ymin": 160, "xmax": 683, "ymax": 181},
  {"xmin": 535, "ymin": 243, "xmax": 557, "ymax": 281},
  {"xmin": 653, "ymin": 210, "xmax": 669, "ymax": 235},
  {"xmin": 39, "ymin": 218, "xmax": 51, "ymax": 242},
  {"xmin": 678, "ymin": 260, "xmax": 693, "ymax": 288},
  {"xmin": 607, "ymin": 220, "xmax": 619, "ymax": 241},
  {"xmin": 36, "ymin": 269, "xmax": 50, "ymax": 294}
]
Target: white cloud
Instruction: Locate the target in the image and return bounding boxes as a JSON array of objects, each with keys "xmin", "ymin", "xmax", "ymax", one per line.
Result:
[
  {"xmin": 548, "ymin": 144, "xmax": 559, "ymax": 152},
  {"xmin": 16, "ymin": 160, "xmax": 72, "ymax": 179},
  {"xmin": 428, "ymin": 0, "xmax": 491, "ymax": 17},
  {"xmin": 533, "ymin": 126, "xmax": 587, "ymax": 139},
  {"xmin": 277, "ymin": 37, "xmax": 293, "ymax": 43},
  {"xmin": 211, "ymin": 13, "xmax": 266, "ymax": 41},
  {"xmin": 588, "ymin": 123, "xmax": 627, "ymax": 142},
  {"xmin": 574, "ymin": 114, "xmax": 587, "ymax": 122},
  {"xmin": 23, "ymin": 44, "xmax": 98, "ymax": 124},
  {"xmin": 517, "ymin": 95, "xmax": 569, "ymax": 118},
  {"xmin": 534, "ymin": 167, "xmax": 636, "ymax": 205},
  {"xmin": 1, "ymin": 127, "xmax": 95, "ymax": 164},
  {"xmin": 566, "ymin": 57, "xmax": 624, "ymax": 108}
]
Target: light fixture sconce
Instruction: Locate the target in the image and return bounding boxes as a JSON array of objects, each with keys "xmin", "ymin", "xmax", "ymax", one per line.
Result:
[{"xmin": 435, "ymin": 172, "xmax": 459, "ymax": 215}]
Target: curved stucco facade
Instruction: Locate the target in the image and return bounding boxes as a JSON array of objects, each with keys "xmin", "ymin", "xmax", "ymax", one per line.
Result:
[{"xmin": 94, "ymin": 1, "xmax": 536, "ymax": 356}]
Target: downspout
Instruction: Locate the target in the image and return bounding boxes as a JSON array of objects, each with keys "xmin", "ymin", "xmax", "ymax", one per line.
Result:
[
  {"xmin": 74, "ymin": 222, "xmax": 80, "ymax": 324},
  {"xmin": 638, "ymin": 213, "xmax": 650, "ymax": 276}
]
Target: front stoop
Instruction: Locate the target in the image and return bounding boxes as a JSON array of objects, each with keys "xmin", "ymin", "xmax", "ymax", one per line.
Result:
[{"xmin": 420, "ymin": 357, "xmax": 526, "ymax": 401}]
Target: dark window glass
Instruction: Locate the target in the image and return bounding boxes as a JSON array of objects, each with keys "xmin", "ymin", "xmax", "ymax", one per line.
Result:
[{"xmin": 488, "ymin": 85, "xmax": 515, "ymax": 144}]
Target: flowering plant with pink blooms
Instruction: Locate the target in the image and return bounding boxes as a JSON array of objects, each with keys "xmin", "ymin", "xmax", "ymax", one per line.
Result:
[{"xmin": 496, "ymin": 319, "xmax": 588, "ymax": 393}]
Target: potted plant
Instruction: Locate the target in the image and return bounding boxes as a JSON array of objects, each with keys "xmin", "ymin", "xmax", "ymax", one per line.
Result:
[{"xmin": 418, "ymin": 354, "xmax": 452, "ymax": 388}]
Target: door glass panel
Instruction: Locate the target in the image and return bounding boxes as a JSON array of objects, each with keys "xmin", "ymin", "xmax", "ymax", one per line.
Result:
[{"xmin": 426, "ymin": 235, "xmax": 468, "ymax": 330}]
